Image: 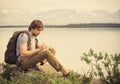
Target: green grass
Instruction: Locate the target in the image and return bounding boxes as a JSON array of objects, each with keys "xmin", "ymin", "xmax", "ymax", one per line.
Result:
[{"xmin": 0, "ymin": 63, "xmax": 92, "ymax": 84}]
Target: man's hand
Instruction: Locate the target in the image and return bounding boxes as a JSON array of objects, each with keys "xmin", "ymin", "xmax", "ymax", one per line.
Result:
[{"xmin": 37, "ymin": 42, "xmax": 48, "ymax": 52}]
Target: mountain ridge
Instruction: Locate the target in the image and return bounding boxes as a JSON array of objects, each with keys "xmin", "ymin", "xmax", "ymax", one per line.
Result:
[{"xmin": 0, "ymin": 9, "xmax": 120, "ymax": 25}]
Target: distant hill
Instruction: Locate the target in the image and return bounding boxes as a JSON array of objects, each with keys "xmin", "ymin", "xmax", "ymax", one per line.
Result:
[
  {"xmin": 0, "ymin": 23, "xmax": 120, "ymax": 28},
  {"xmin": 0, "ymin": 9, "xmax": 120, "ymax": 25},
  {"xmin": 66, "ymin": 23, "xmax": 120, "ymax": 28}
]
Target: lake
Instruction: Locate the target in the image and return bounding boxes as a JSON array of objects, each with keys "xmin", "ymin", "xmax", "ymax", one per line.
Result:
[{"xmin": 0, "ymin": 27, "xmax": 120, "ymax": 74}]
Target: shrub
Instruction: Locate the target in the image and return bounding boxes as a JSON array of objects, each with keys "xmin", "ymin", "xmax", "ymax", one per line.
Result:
[{"xmin": 81, "ymin": 48, "xmax": 120, "ymax": 84}]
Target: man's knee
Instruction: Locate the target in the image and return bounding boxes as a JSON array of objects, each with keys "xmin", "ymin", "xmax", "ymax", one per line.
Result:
[
  {"xmin": 42, "ymin": 49, "xmax": 55, "ymax": 59},
  {"xmin": 48, "ymin": 48, "xmax": 56, "ymax": 55}
]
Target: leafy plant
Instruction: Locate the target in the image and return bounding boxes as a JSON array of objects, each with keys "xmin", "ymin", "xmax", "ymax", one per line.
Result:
[{"xmin": 81, "ymin": 49, "xmax": 120, "ymax": 84}]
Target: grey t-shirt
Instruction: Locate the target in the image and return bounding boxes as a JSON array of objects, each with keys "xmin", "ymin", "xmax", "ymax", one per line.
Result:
[{"xmin": 16, "ymin": 33, "xmax": 36, "ymax": 57}]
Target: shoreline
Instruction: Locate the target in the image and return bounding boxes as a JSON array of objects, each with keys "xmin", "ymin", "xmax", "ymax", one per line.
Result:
[{"xmin": 0, "ymin": 23, "xmax": 120, "ymax": 28}]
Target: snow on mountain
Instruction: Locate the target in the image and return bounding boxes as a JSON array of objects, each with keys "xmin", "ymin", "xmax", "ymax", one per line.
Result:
[{"xmin": 0, "ymin": 9, "xmax": 120, "ymax": 25}]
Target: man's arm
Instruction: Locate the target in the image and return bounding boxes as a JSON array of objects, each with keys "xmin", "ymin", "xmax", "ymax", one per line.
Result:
[
  {"xmin": 18, "ymin": 33, "xmax": 41, "ymax": 58},
  {"xmin": 37, "ymin": 42, "xmax": 48, "ymax": 50},
  {"xmin": 19, "ymin": 44, "xmax": 41, "ymax": 57}
]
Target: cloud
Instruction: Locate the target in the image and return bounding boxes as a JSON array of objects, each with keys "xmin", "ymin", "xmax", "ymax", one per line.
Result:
[
  {"xmin": 0, "ymin": 9, "xmax": 120, "ymax": 25},
  {"xmin": 0, "ymin": 0, "xmax": 120, "ymax": 13},
  {"xmin": 1, "ymin": 9, "xmax": 9, "ymax": 14},
  {"xmin": 0, "ymin": 9, "xmax": 33, "ymax": 25}
]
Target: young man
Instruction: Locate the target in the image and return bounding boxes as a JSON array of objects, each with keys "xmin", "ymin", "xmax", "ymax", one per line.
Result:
[{"xmin": 16, "ymin": 19, "xmax": 69, "ymax": 76}]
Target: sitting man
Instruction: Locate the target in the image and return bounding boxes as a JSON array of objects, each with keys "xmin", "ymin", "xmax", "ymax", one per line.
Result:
[{"xmin": 16, "ymin": 19, "xmax": 70, "ymax": 76}]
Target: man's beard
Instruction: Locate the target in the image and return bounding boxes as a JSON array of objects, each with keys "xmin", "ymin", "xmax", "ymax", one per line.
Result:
[{"xmin": 32, "ymin": 33, "xmax": 37, "ymax": 37}]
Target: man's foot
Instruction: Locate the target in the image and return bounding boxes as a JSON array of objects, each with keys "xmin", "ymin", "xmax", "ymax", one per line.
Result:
[
  {"xmin": 63, "ymin": 71, "xmax": 80, "ymax": 78},
  {"xmin": 63, "ymin": 71, "xmax": 70, "ymax": 77},
  {"xmin": 61, "ymin": 68, "xmax": 70, "ymax": 76}
]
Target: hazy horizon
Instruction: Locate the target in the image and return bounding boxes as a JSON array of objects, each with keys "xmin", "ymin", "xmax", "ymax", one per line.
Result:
[{"xmin": 0, "ymin": 0, "xmax": 120, "ymax": 25}]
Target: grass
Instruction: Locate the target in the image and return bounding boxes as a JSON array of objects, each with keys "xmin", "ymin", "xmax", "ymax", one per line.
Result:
[{"xmin": 0, "ymin": 63, "xmax": 94, "ymax": 84}]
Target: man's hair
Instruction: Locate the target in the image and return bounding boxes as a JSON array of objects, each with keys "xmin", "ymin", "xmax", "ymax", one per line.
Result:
[{"xmin": 28, "ymin": 20, "xmax": 44, "ymax": 31}]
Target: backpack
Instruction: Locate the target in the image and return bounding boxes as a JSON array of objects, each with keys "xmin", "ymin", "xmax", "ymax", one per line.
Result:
[{"xmin": 4, "ymin": 31, "xmax": 31, "ymax": 64}]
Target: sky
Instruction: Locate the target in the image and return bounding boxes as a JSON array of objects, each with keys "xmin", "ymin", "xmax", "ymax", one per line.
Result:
[
  {"xmin": 0, "ymin": 0, "xmax": 120, "ymax": 13},
  {"xmin": 0, "ymin": 0, "xmax": 120, "ymax": 25}
]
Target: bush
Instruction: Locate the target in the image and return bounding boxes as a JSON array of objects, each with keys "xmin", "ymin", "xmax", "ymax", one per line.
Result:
[{"xmin": 81, "ymin": 49, "xmax": 120, "ymax": 84}]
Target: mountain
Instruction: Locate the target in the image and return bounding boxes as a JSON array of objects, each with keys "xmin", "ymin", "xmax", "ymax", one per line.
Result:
[{"xmin": 0, "ymin": 9, "xmax": 120, "ymax": 25}]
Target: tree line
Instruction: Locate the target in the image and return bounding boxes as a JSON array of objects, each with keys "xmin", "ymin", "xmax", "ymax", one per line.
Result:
[{"xmin": 0, "ymin": 23, "xmax": 120, "ymax": 28}]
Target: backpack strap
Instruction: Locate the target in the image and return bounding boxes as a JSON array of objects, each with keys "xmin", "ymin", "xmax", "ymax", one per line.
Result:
[
  {"xmin": 21, "ymin": 31, "xmax": 31, "ymax": 50},
  {"xmin": 35, "ymin": 38, "xmax": 38, "ymax": 49},
  {"xmin": 20, "ymin": 31, "xmax": 38, "ymax": 50}
]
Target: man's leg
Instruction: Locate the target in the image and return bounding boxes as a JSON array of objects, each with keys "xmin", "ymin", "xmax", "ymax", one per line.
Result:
[{"xmin": 19, "ymin": 48, "xmax": 69, "ymax": 75}]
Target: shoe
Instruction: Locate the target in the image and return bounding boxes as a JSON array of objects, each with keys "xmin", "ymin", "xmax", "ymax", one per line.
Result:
[
  {"xmin": 63, "ymin": 71, "xmax": 80, "ymax": 78},
  {"xmin": 63, "ymin": 72, "xmax": 70, "ymax": 77}
]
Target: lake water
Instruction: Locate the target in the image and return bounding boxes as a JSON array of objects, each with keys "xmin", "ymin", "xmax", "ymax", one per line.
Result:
[{"xmin": 0, "ymin": 27, "xmax": 120, "ymax": 74}]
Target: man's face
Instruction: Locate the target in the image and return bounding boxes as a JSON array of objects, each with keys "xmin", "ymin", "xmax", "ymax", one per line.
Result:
[{"xmin": 32, "ymin": 28, "xmax": 44, "ymax": 37}]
